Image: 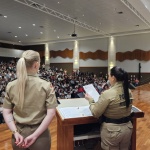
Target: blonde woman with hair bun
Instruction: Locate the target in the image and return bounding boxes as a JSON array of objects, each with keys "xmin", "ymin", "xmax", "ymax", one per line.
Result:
[{"xmin": 3, "ymin": 50, "xmax": 58, "ymax": 150}]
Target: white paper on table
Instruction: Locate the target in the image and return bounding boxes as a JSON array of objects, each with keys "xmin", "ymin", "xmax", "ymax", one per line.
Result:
[
  {"xmin": 58, "ymin": 106, "xmax": 92, "ymax": 119},
  {"xmin": 83, "ymin": 84, "xmax": 100, "ymax": 102}
]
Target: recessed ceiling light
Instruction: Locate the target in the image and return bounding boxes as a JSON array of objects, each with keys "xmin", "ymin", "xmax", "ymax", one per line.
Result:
[
  {"xmin": 4, "ymin": 16, "xmax": 7, "ymax": 18},
  {"xmin": 40, "ymin": 32, "xmax": 43, "ymax": 34},
  {"xmin": 57, "ymin": 36, "xmax": 59, "ymax": 38},
  {"xmin": 54, "ymin": 30, "xmax": 56, "ymax": 32},
  {"xmin": 19, "ymin": 41, "xmax": 21, "ymax": 43},
  {"xmin": 18, "ymin": 27, "xmax": 21, "ymax": 29},
  {"xmin": 25, "ymin": 34, "xmax": 28, "ymax": 36},
  {"xmin": 82, "ymin": 14, "xmax": 85, "ymax": 16},
  {"xmin": 57, "ymin": 2, "xmax": 60, "ymax": 4},
  {"xmin": 33, "ymin": 24, "xmax": 36, "ymax": 26},
  {"xmin": 15, "ymin": 36, "xmax": 17, "ymax": 38},
  {"xmin": 117, "ymin": 11, "xmax": 123, "ymax": 14}
]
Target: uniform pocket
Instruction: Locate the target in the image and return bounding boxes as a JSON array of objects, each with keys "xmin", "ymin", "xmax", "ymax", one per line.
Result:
[
  {"xmin": 106, "ymin": 126, "xmax": 121, "ymax": 138},
  {"xmin": 127, "ymin": 122, "xmax": 133, "ymax": 129}
]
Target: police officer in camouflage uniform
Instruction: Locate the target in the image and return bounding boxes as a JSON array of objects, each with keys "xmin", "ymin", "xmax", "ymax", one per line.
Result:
[
  {"xmin": 85, "ymin": 66, "xmax": 133, "ymax": 150},
  {"xmin": 3, "ymin": 50, "xmax": 58, "ymax": 150}
]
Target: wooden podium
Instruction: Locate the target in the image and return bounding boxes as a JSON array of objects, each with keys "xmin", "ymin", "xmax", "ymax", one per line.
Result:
[{"xmin": 56, "ymin": 98, "xmax": 144, "ymax": 150}]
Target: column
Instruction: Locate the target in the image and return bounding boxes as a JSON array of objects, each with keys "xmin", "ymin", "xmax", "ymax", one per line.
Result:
[
  {"xmin": 73, "ymin": 40, "xmax": 79, "ymax": 70},
  {"xmin": 45, "ymin": 43, "xmax": 50, "ymax": 70},
  {"xmin": 108, "ymin": 36, "xmax": 116, "ymax": 73}
]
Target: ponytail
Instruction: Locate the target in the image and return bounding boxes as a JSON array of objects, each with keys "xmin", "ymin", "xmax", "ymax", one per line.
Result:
[
  {"xmin": 110, "ymin": 66, "xmax": 130, "ymax": 108},
  {"xmin": 123, "ymin": 72, "xmax": 130, "ymax": 107},
  {"xmin": 16, "ymin": 57, "xmax": 27, "ymax": 109}
]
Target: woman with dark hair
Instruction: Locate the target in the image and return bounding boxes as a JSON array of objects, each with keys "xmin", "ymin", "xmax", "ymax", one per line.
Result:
[{"xmin": 85, "ymin": 66, "xmax": 133, "ymax": 150}]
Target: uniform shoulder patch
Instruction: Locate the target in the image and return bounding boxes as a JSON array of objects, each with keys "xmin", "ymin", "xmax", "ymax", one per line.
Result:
[{"xmin": 39, "ymin": 76, "xmax": 49, "ymax": 82}]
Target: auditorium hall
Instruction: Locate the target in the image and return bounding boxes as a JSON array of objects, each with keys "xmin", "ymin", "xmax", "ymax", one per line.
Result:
[{"xmin": 0, "ymin": 0, "xmax": 150, "ymax": 150}]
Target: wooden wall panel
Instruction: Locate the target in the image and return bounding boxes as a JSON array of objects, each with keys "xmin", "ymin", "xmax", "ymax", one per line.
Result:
[
  {"xmin": 80, "ymin": 50, "xmax": 108, "ymax": 60},
  {"xmin": 50, "ymin": 48, "xmax": 150, "ymax": 62},
  {"xmin": 50, "ymin": 48, "xmax": 73, "ymax": 58},
  {"xmin": 116, "ymin": 49, "xmax": 150, "ymax": 61}
]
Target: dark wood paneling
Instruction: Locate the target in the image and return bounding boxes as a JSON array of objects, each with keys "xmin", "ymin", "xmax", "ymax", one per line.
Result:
[
  {"xmin": 80, "ymin": 50, "xmax": 108, "ymax": 60},
  {"xmin": 22, "ymin": 44, "xmax": 45, "ymax": 51},
  {"xmin": 50, "ymin": 49, "xmax": 73, "ymax": 58},
  {"xmin": 0, "ymin": 43, "xmax": 45, "ymax": 57},
  {"xmin": 0, "ymin": 42, "xmax": 23, "ymax": 49},
  {"xmin": 116, "ymin": 49, "xmax": 150, "ymax": 61}
]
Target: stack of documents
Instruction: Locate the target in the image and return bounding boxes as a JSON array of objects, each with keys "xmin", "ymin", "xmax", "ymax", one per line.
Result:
[
  {"xmin": 58, "ymin": 106, "xmax": 93, "ymax": 118},
  {"xmin": 83, "ymin": 84, "xmax": 100, "ymax": 102}
]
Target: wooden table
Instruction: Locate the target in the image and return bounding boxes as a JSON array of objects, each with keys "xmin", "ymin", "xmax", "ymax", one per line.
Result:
[{"xmin": 56, "ymin": 98, "xmax": 144, "ymax": 150}]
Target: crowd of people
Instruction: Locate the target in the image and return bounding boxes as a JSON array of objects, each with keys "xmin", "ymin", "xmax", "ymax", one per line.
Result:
[
  {"xmin": 0, "ymin": 59, "xmax": 109, "ymax": 124},
  {"xmin": 0, "ymin": 59, "xmax": 139, "ymax": 124},
  {"xmin": 0, "ymin": 60, "xmax": 109, "ymax": 100}
]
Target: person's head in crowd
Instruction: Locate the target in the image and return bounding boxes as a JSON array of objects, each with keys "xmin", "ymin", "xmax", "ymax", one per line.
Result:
[{"xmin": 103, "ymin": 84, "xmax": 109, "ymax": 91}]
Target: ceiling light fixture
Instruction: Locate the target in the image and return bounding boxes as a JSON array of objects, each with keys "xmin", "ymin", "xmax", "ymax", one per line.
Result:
[
  {"xmin": 4, "ymin": 16, "xmax": 7, "ymax": 18},
  {"xmin": 25, "ymin": 34, "xmax": 28, "ymax": 36},
  {"xmin": 18, "ymin": 27, "xmax": 21, "ymax": 29},
  {"xmin": 19, "ymin": 41, "xmax": 21, "ymax": 43},
  {"xmin": 117, "ymin": 11, "xmax": 123, "ymax": 14},
  {"xmin": 54, "ymin": 30, "xmax": 56, "ymax": 32},
  {"xmin": 57, "ymin": 36, "xmax": 59, "ymax": 38},
  {"xmin": 40, "ymin": 32, "xmax": 43, "ymax": 34},
  {"xmin": 15, "ymin": 36, "xmax": 17, "ymax": 38},
  {"xmin": 33, "ymin": 24, "xmax": 36, "ymax": 26}
]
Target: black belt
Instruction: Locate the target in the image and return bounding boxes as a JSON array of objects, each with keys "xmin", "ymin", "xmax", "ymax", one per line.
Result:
[{"xmin": 102, "ymin": 116, "xmax": 131, "ymax": 124}]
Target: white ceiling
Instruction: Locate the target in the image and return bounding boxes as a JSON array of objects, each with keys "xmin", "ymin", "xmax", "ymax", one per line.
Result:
[{"xmin": 0, "ymin": 0, "xmax": 150, "ymax": 45}]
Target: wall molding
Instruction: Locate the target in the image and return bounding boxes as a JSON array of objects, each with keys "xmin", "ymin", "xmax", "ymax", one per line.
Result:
[
  {"xmin": 80, "ymin": 49, "xmax": 108, "ymax": 60},
  {"xmin": 50, "ymin": 48, "xmax": 73, "ymax": 58},
  {"xmin": 50, "ymin": 48, "xmax": 150, "ymax": 61},
  {"xmin": 116, "ymin": 49, "xmax": 150, "ymax": 61}
]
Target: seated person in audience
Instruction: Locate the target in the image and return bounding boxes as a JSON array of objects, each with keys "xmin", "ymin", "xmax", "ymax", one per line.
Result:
[
  {"xmin": 102, "ymin": 83, "xmax": 109, "ymax": 92},
  {"xmin": 85, "ymin": 66, "xmax": 133, "ymax": 150},
  {"xmin": 134, "ymin": 78, "xmax": 139, "ymax": 87},
  {"xmin": 0, "ymin": 103, "xmax": 4, "ymax": 123}
]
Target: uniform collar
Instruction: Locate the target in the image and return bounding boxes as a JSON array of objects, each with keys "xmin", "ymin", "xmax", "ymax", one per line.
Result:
[
  {"xmin": 111, "ymin": 82, "xmax": 123, "ymax": 88},
  {"xmin": 27, "ymin": 73, "xmax": 38, "ymax": 77}
]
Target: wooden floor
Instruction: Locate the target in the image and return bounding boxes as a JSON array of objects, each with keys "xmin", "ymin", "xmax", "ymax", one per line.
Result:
[{"xmin": 0, "ymin": 83, "xmax": 150, "ymax": 150}]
